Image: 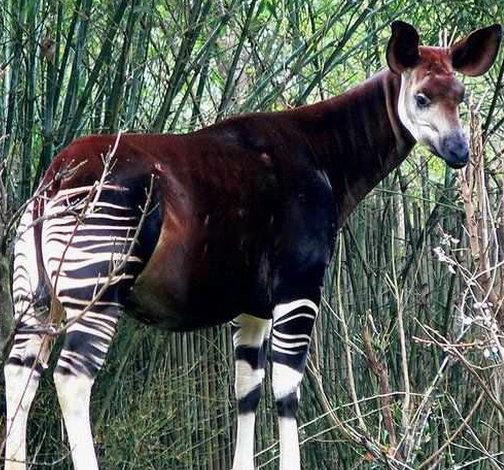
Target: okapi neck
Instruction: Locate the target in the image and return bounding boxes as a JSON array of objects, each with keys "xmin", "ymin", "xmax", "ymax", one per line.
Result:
[{"xmin": 289, "ymin": 69, "xmax": 415, "ymax": 225}]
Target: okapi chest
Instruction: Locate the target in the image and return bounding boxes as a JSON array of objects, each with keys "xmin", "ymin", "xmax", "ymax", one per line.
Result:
[{"xmin": 43, "ymin": 115, "xmax": 336, "ymax": 330}]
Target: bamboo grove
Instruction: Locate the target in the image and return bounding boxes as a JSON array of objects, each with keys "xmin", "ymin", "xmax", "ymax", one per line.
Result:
[{"xmin": 0, "ymin": 0, "xmax": 503, "ymax": 468}]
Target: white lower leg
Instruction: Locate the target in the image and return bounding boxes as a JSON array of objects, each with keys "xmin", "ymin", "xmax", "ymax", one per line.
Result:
[
  {"xmin": 232, "ymin": 412, "xmax": 256, "ymax": 470},
  {"xmin": 273, "ymin": 365, "xmax": 303, "ymax": 470},
  {"xmin": 4, "ymin": 364, "xmax": 41, "ymax": 470},
  {"xmin": 232, "ymin": 361, "xmax": 264, "ymax": 470},
  {"xmin": 53, "ymin": 372, "xmax": 98, "ymax": 470},
  {"xmin": 278, "ymin": 417, "xmax": 300, "ymax": 470}
]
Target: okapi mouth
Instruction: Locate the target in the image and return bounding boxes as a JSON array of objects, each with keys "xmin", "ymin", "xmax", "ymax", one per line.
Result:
[
  {"xmin": 432, "ymin": 150, "xmax": 469, "ymax": 170},
  {"xmin": 444, "ymin": 158, "xmax": 469, "ymax": 170}
]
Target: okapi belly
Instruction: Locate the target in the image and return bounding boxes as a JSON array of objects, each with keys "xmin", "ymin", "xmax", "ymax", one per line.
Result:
[
  {"xmin": 126, "ymin": 282, "xmax": 193, "ymax": 330},
  {"xmin": 124, "ymin": 203, "xmax": 275, "ymax": 330},
  {"xmin": 125, "ymin": 247, "xmax": 274, "ymax": 331},
  {"xmin": 125, "ymin": 280, "xmax": 251, "ymax": 331}
]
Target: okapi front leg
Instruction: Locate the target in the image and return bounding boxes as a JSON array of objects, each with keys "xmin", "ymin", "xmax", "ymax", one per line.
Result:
[
  {"xmin": 271, "ymin": 299, "xmax": 318, "ymax": 470},
  {"xmin": 231, "ymin": 314, "xmax": 271, "ymax": 470}
]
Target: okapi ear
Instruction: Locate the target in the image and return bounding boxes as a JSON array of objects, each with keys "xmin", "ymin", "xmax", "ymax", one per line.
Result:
[
  {"xmin": 451, "ymin": 25, "xmax": 502, "ymax": 76},
  {"xmin": 386, "ymin": 21, "xmax": 420, "ymax": 74}
]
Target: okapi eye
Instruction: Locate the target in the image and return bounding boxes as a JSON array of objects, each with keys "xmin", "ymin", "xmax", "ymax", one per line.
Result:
[{"xmin": 415, "ymin": 93, "xmax": 430, "ymax": 108}]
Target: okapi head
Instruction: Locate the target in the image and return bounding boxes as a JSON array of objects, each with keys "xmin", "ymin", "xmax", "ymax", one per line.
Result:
[{"xmin": 387, "ymin": 21, "xmax": 502, "ymax": 168}]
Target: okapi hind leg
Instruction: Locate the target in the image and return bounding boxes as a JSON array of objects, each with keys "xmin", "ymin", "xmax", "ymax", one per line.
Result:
[
  {"xmin": 52, "ymin": 302, "xmax": 123, "ymax": 470},
  {"xmin": 271, "ymin": 299, "xmax": 319, "ymax": 470},
  {"xmin": 4, "ymin": 334, "xmax": 52, "ymax": 470},
  {"xmin": 231, "ymin": 314, "xmax": 271, "ymax": 470},
  {"xmin": 4, "ymin": 201, "xmax": 53, "ymax": 470},
  {"xmin": 40, "ymin": 182, "xmax": 159, "ymax": 469}
]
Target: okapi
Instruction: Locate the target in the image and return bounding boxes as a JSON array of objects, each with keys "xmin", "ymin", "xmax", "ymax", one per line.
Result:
[{"xmin": 3, "ymin": 21, "xmax": 502, "ymax": 470}]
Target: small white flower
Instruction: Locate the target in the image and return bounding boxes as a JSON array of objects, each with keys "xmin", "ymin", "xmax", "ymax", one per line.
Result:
[
  {"xmin": 447, "ymin": 265, "xmax": 456, "ymax": 274},
  {"xmin": 433, "ymin": 247, "xmax": 449, "ymax": 263},
  {"xmin": 483, "ymin": 348, "xmax": 491, "ymax": 359},
  {"xmin": 462, "ymin": 316, "xmax": 473, "ymax": 326}
]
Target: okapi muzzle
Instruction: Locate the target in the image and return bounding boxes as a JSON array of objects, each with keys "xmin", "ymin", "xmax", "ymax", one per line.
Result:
[
  {"xmin": 440, "ymin": 128, "xmax": 470, "ymax": 169},
  {"xmin": 387, "ymin": 20, "xmax": 502, "ymax": 169}
]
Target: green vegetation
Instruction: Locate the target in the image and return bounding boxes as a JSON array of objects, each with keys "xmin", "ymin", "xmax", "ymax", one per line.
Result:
[{"xmin": 1, "ymin": 1, "xmax": 503, "ymax": 468}]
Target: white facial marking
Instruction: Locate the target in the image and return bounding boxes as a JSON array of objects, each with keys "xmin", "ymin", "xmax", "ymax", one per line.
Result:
[{"xmin": 397, "ymin": 72, "xmax": 460, "ymax": 157}]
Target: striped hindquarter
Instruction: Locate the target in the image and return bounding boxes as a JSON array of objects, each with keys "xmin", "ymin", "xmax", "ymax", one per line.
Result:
[
  {"xmin": 42, "ymin": 185, "xmax": 142, "ymax": 376},
  {"xmin": 4, "ymin": 183, "xmax": 154, "ymax": 470},
  {"xmin": 6, "ymin": 182, "xmax": 320, "ymax": 470}
]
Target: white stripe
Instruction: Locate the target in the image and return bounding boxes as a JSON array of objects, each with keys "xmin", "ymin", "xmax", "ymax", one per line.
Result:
[
  {"xmin": 50, "ymin": 184, "xmax": 125, "ymax": 200},
  {"xmin": 274, "ymin": 312, "xmax": 316, "ymax": 327},
  {"xmin": 49, "ymin": 254, "xmax": 142, "ymax": 271},
  {"xmin": 273, "ymin": 299, "xmax": 318, "ymax": 321},
  {"xmin": 76, "ymin": 224, "xmax": 137, "ymax": 231},
  {"xmin": 44, "ymin": 224, "xmax": 137, "ymax": 234},
  {"xmin": 46, "ymin": 234, "xmax": 135, "ymax": 243},
  {"xmin": 272, "ymin": 345, "xmax": 300, "ymax": 356},
  {"xmin": 57, "ymin": 296, "xmax": 122, "ymax": 308},
  {"xmin": 81, "ymin": 213, "xmax": 135, "ymax": 221},
  {"xmin": 50, "ymin": 241, "xmax": 128, "ymax": 252},
  {"xmin": 65, "ymin": 323, "xmax": 113, "ymax": 340},
  {"xmin": 272, "ymin": 337, "xmax": 309, "ymax": 349},
  {"xmin": 273, "ymin": 331, "xmax": 311, "ymax": 341},
  {"xmin": 83, "ymin": 201, "xmax": 130, "ymax": 211},
  {"xmin": 52, "ymin": 273, "xmax": 133, "ymax": 288}
]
